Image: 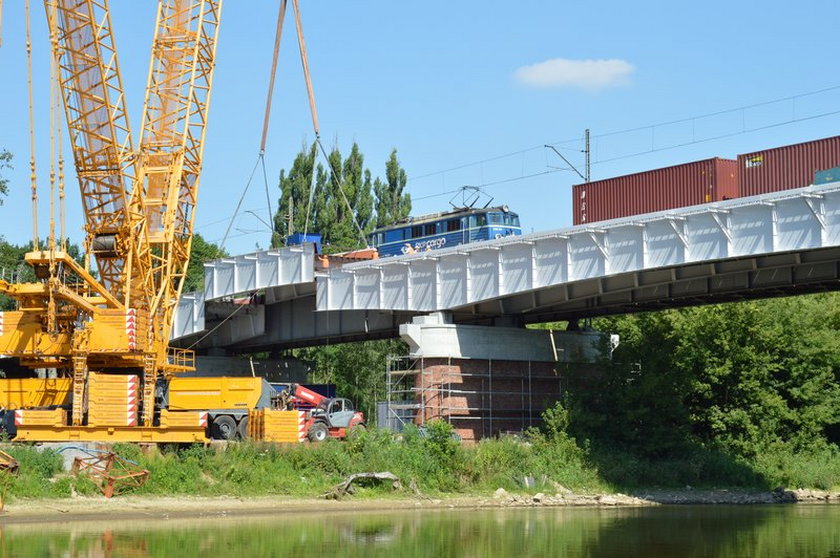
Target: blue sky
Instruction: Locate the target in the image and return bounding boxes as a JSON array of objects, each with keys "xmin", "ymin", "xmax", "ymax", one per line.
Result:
[{"xmin": 1, "ymin": 1, "xmax": 839, "ymax": 255}]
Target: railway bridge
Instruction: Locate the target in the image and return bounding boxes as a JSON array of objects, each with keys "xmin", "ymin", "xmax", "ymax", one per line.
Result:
[{"xmin": 172, "ymin": 181, "xmax": 840, "ymax": 439}]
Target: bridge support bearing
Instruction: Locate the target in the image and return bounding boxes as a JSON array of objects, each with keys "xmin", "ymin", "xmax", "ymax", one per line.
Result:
[{"xmin": 393, "ymin": 314, "xmax": 616, "ymax": 442}]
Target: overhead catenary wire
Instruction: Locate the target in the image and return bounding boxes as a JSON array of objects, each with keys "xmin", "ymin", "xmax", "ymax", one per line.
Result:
[
  {"xmin": 592, "ymin": 84, "xmax": 840, "ymax": 140},
  {"xmin": 408, "ymin": 107, "xmax": 840, "ymax": 204},
  {"xmin": 589, "ymin": 109, "xmax": 840, "ymax": 167},
  {"xmin": 197, "ymin": 206, "xmax": 271, "ymax": 231},
  {"xmin": 219, "ymin": 157, "xmax": 261, "ymax": 251},
  {"xmin": 411, "ymin": 168, "xmax": 567, "ymax": 202},
  {"xmin": 407, "ymin": 84, "xmax": 840, "ymax": 187}
]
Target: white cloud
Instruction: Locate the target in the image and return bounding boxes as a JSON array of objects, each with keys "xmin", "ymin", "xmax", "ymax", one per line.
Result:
[{"xmin": 514, "ymin": 58, "xmax": 635, "ymax": 91}]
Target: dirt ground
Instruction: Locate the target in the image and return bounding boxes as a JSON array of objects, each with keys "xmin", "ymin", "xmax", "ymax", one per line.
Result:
[
  {"xmin": 1, "ymin": 488, "xmax": 837, "ymax": 525},
  {"xmin": 1, "ymin": 495, "xmax": 488, "ymax": 524}
]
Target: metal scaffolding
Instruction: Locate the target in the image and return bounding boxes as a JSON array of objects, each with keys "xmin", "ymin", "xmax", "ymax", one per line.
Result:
[{"xmin": 383, "ymin": 355, "xmax": 563, "ymax": 440}]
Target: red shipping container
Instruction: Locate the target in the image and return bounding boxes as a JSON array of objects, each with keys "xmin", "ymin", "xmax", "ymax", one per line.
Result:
[
  {"xmin": 572, "ymin": 158, "xmax": 738, "ymax": 225},
  {"xmin": 737, "ymin": 135, "xmax": 840, "ymax": 197}
]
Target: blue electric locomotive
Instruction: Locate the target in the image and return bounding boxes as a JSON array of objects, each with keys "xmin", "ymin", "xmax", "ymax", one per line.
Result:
[{"xmin": 369, "ymin": 206, "xmax": 522, "ymax": 257}]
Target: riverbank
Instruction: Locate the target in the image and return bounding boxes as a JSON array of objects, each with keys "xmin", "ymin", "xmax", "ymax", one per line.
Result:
[
  {"xmin": 3, "ymin": 488, "xmax": 839, "ymax": 524},
  {"xmin": 2, "ymin": 421, "xmax": 838, "ymax": 514}
]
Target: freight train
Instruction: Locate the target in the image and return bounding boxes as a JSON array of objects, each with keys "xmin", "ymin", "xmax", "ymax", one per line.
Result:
[{"xmin": 574, "ymin": 135, "xmax": 840, "ymax": 225}]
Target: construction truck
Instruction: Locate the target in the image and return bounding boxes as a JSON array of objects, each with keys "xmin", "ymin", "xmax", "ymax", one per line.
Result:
[
  {"xmin": 161, "ymin": 376, "xmax": 277, "ymax": 441},
  {"xmin": 163, "ymin": 378, "xmax": 365, "ymax": 441},
  {"xmin": 0, "ymin": 376, "xmax": 363, "ymax": 442},
  {"xmin": 0, "ymin": 2, "xmax": 371, "ymax": 444},
  {"xmin": 0, "ymin": 376, "xmax": 269, "ymax": 441}
]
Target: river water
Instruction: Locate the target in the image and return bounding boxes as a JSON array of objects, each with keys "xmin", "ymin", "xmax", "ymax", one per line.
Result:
[{"xmin": 2, "ymin": 505, "xmax": 838, "ymax": 557}]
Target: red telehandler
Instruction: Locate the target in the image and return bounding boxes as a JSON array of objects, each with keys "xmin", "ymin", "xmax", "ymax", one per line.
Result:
[{"xmin": 278, "ymin": 384, "xmax": 366, "ymax": 442}]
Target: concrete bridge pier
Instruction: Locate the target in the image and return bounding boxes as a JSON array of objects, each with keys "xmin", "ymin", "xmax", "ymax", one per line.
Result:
[{"xmin": 394, "ymin": 313, "xmax": 615, "ymax": 442}]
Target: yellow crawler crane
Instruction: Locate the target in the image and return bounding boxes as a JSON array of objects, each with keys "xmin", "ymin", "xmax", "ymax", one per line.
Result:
[{"xmin": 0, "ymin": 0, "xmax": 222, "ymax": 442}]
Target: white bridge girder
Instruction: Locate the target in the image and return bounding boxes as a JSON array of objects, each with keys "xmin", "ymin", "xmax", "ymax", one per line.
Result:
[
  {"xmin": 317, "ymin": 183, "xmax": 840, "ymax": 318},
  {"xmin": 172, "ymin": 243, "xmax": 316, "ymax": 340},
  {"xmin": 172, "ymin": 182, "xmax": 840, "ymax": 349}
]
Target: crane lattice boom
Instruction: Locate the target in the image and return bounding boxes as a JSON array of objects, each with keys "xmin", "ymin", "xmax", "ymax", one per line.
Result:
[
  {"xmin": 49, "ymin": 0, "xmax": 135, "ymax": 296},
  {"xmin": 0, "ymin": 0, "xmax": 222, "ymax": 431}
]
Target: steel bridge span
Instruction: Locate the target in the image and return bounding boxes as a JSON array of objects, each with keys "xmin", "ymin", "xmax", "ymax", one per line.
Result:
[{"xmin": 172, "ymin": 182, "xmax": 840, "ymax": 352}]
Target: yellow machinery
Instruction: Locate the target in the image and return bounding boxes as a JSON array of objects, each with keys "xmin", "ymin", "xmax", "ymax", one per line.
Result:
[
  {"xmin": 167, "ymin": 377, "xmax": 268, "ymax": 413},
  {"xmin": 0, "ymin": 378, "xmax": 70, "ymax": 409},
  {"xmin": 0, "ymin": 375, "xmax": 273, "ymax": 442},
  {"xmin": 0, "ymin": 0, "xmax": 222, "ymax": 442}
]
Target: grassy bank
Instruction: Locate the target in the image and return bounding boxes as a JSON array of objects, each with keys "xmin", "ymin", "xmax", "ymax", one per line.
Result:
[{"xmin": 2, "ymin": 418, "xmax": 838, "ymax": 502}]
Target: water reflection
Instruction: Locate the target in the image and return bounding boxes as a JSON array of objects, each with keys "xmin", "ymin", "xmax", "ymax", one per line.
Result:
[{"xmin": 1, "ymin": 505, "xmax": 838, "ymax": 557}]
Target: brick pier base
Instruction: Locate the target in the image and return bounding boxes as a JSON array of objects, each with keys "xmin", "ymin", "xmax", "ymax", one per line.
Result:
[{"xmin": 414, "ymin": 358, "xmax": 563, "ymax": 442}]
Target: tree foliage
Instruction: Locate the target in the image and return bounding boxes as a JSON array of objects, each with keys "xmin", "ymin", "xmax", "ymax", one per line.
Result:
[
  {"xmin": 272, "ymin": 143, "xmax": 319, "ymax": 248},
  {"xmin": 184, "ymin": 233, "xmax": 228, "ymax": 293},
  {"xmin": 0, "ymin": 150, "xmax": 11, "ymax": 204},
  {"xmin": 374, "ymin": 150, "xmax": 411, "ymax": 228},
  {"xmin": 571, "ymin": 295, "xmax": 840, "ymax": 460},
  {"xmin": 268, "ymin": 143, "xmax": 413, "ymax": 421},
  {"xmin": 271, "ymin": 142, "xmax": 409, "ymax": 253}
]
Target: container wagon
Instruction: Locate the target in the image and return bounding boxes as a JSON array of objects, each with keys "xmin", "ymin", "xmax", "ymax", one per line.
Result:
[
  {"xmin": 738, "ymin": 135, "xmax": 840, "ymax": 196},
  {"xmin": 572, "ymin": 158, "xmax": 738, "ymax": 225}
]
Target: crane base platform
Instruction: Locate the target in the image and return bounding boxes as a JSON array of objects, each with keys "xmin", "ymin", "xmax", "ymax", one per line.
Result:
[{"xmin": 14, "ymin": 426, "xmax": 208, "ymax": 443}]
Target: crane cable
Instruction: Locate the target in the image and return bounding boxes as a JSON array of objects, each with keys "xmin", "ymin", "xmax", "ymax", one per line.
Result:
[
  {"xmin": 289, "ymin": 0, "xmax": 368, "ymax": 248},
  {"xmin": 25, "ymin": 0, "xmax": 39, "ymax": 250},
  {"xmin": 222, "ymin": 1, "xmax": 368, "ymax": 251},
  {"xmin": 261, "ymin": 0, "xmax": 287, "ymax": 156},
  {"xmin": 58, "ymin": 68, "xmax": 66, "ymax": 250},
  {"xmin": 219, "ymin": 0, "xmax": 287, "ymax": 251},
  {"xmin": 48, "ymin": 0, "xmax": 57, "ymax": 252},
  {"xmin": 45, "ymin": 0, "xmax": 66, "ymax": 250}
]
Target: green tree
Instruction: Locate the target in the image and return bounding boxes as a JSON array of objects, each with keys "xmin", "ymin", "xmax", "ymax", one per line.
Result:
[
  {"xmin": 374, "ymin": 149, "xmax": 411, "ymax": 228},
  {"xmin": 269, "ymin": 145, "xmax": 414, "ymax": 411},
  {"xmin": 271, "ymin": 142, "xmax": 318, "ymax": 248},
  {"xmin": 272, "ymin": 142, "xmax": 381, "ymax": 254},
  {"xmin": 0, "ymin": 150, "xmax": 12, "ymax": 204},
  {"xmin": 320, "ymin": 144, "xmax": 373, "ymax": 252},
  {"xmin": 184, "ymin": 233, "xmax": 228, "ymax": 293},
  {"xmin": 672, "ymin": 297, "xmax": 840, "ymax": 456},
  {"xmin": 578, "ymin": 295, "xmax": 840, "ymax": 459},
  {"xmin": 341, "ymin": 143, "xmax": 373, "ymax": 238},
  {"xmin": 298, "ymin": 339, "xmax": 407, "ymax": 419}
]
